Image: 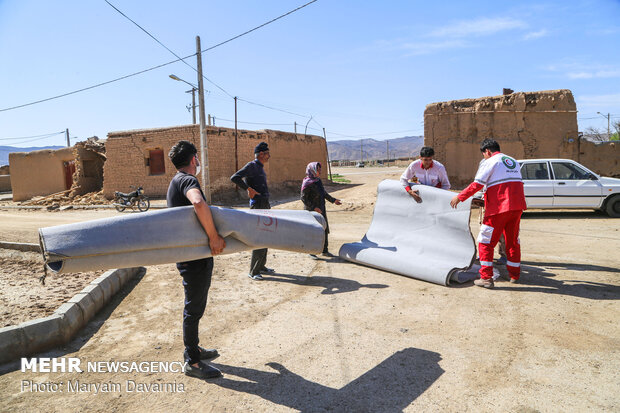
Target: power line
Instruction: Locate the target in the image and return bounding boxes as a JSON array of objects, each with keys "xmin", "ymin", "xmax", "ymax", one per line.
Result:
[
  {"xmin": 105, "ymin": 0, "xmax": 232, "ymax": 98},
  {"xmin": 0, "ymin": 57, "xmax": 189, "ymax": 113},
  {"xmin": 312, "ymin": 118, "xmax": 325, "ymax": 129},
  {"xmin": 1, "ymin": 1, "xmax": 319, "ymax": 113},
  {"xmin": 108, "ymin": 0, "xmax": 321, "ymax": 124},
  {"xmin": 237, "ymin": 97, "xmax": 310, "ymax": 118},
  {"xmin": 0, "ymin": 131, "xmax": 65, "ymax": 141},
  {"xmin": 211, "ymin": 117, "xmax": 292, "ymax": 126},
  {"xmin": 201, "ymin": 1, "xmax": 318, "ymax": 54},
  {"xmin": 326, "ymin": 129, "xmax": 423, "ymax": 139},
  {"xmin": 2, "ymin": 134, "xmax": 68, "ymax": 145}
]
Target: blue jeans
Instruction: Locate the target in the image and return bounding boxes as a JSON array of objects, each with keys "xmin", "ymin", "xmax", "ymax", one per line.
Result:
[{"xmin": 177, "ymin": 257, "xmax": 213, "ymax": 364}]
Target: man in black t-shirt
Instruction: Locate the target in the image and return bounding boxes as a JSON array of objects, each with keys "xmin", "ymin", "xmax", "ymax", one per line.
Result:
[{"xmin": 167, "ymin": 140, "xmax": 226, "ymax": 380}]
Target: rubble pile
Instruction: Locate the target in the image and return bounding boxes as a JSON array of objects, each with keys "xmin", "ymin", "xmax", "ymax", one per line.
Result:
[{"xmin": 21, "ymin": 190, "xmax": 109, "ymax": 208}]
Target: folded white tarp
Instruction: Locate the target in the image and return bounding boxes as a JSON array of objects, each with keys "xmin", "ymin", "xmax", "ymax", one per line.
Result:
[
  {"xmin": 40, "ymin": 206, "xmax": 326, "ymax": 274},
  {"xmin": 338, "ymin": 180, "xmax": 475, "ymax": 286}
]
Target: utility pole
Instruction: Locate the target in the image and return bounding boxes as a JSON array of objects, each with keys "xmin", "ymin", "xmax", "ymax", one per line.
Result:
[
  {"xmin": 196, "ymin": 35, "xmax": 210, "ymax": 203},
  {"xmin": 234, "ymin": 97, "xmax": 239, "ymax": 171},
  {"xmin": 322, "ymin": 128, "xmax": 333, "ymax": 181},
  {"xmin": 598, "ymin": 112, "xmax": 611, "ymax": 137},
  {"xmin": 65, "ymin": 128, "xmax": 70, "ymax": 147},
  {"xmin": 208, "ymin": 114, "xmax": 211, "ymax": 126},
  {"xmin": 360, "ymin": 139, "xmax": 363, "ymax": 164},
  {"xmin": 294, "ymin": 122, "xmax": 297, "ymax": 134},
  {"xmin": 386, "ymin": 140, "xmax": 389, "ymax": 165}
]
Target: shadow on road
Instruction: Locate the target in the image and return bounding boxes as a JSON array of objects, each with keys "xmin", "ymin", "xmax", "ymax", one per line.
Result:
[
  {"xmin": 263, "ymin": 272, "xmax": 388, "ymax": 295},
  {"xmin": 494, "ymin": 261, "xmax": 620, "ymax": 299},
  {"xmin": 211, "ymin": 347, "xmax": 443, "ymax": 412}
]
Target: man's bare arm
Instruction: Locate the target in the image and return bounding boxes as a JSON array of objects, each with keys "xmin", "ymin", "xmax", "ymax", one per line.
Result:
[{"xmin": 186, "ymin": 188, "xmax": 226, "ymax": 255}]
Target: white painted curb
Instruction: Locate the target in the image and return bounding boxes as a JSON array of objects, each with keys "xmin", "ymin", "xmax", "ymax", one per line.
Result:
[
  {"xmin": 0, "ymin": 241, "xmax": 40, "ymax": 253},
  {"xmin": 0, "ymin": 267, "xmax": 146, "ymax": 364}
]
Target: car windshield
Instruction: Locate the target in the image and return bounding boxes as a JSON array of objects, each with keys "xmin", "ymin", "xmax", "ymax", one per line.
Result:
[{"xmin": 551, "ymin": 162, "xmax": 591, "ymax": 180}]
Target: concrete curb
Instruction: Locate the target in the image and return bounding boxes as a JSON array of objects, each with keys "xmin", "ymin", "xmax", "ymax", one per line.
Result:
[
  {"xmin": 0, "ymin": 267, "xmax": 146, "ymax": 364},
  {"xmin": 0, "ymin": 241, "xmax": 41, "ymax": 253},
  {"xmin": 0, "ymin": 205, "xmax": 167, "ymax": 210}
]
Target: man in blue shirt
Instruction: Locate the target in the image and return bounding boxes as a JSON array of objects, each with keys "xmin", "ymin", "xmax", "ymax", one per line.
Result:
[{"xmin": 230, "ymin": 141, "xmax": 275, "ymax": 280}]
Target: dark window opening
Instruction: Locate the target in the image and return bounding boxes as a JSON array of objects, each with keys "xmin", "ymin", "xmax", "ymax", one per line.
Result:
[{"xmin": 149, "ymin": 149, "xmax": 165, "ymax": 175}]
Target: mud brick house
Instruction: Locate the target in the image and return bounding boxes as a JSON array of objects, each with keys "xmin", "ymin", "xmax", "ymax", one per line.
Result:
[
  {"xmin": 0, "ymin": 165, "xmax": 10, "ymax": 192},
  {"xmin": 424, "ymin": 89, "xmax": 619, "ymax": 187},
  {"xmin": 102, "ymin": 125, "xmax": 329, "ymax": 201},
  {"xmin": 9, "ymin": 139, "xmax": 105, "ymax": 202},
  {"xmin": 9, "ymin": 148, "xmax": 76, "ymax": 201}
]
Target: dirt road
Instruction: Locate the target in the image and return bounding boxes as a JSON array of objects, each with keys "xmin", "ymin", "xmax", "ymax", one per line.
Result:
[{"xmin": 1, "ymin": 166, "xmax": 619, "ymax": 412}]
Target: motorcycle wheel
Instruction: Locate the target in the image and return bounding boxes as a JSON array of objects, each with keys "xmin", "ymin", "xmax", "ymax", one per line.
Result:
[
  {"xmin": 138, "ymin": 197, "xmax": 150, "ymax": 212},
  {"xmin": 114, "ymin": 198, "xmax": 126, "ymax": 212}
]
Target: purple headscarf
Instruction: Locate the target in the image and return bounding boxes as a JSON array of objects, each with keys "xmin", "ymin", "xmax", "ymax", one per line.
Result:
[{"xmin": 301, "ymin": 162, "xmax": 321, "ymax": 192}]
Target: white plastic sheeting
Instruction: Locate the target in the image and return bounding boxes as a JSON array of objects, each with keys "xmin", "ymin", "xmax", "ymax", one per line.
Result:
[
  {"xmin": 338, "ymin": 180, "xmax": 476, "ymax": 286},
  {"xmin": 40, "ymin": 206, "xmax": 326, "ymax": 274}
]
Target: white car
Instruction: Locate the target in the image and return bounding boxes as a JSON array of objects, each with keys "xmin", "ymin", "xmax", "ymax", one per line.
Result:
[{"xmin": 518, "ymin": 159, "xmax": 620, "ymax": 217}]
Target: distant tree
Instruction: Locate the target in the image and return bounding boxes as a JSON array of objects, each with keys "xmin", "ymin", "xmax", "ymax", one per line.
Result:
[
  {"xmin": 584, "ymin": 126, "xmax": 607, "ymax": 142},
  {"xmin": 612, "ymin": 120, "xmax": 620, "ymax": 141}
]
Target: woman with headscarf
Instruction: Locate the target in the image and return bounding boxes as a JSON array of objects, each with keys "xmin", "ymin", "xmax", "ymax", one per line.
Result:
[{"xmin": 301, "ymin": 162, "xmax": 342, "ymax": 259}]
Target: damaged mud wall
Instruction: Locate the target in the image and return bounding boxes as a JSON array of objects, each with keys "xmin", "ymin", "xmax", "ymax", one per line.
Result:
[
  {"xmin": 103, "ymin": 125, "xmax": 328, "ymax": 200},
  {"xmin": 424, "ymin": 90, "xmax": 580, "ymax": 188},
  {"xmin": 0, "ymin": 165, "xmax": 10, "ymax": 192},
  {"xmin": 70, "ymin": 139, "xmax": 106, "ymax": 197},
  {"xmin": 577, "ymin": 140, "xmax": 619, "ymax": 177},
  {"xmin": 9, "ymin": 148, "xmax": 75, "ymax": 201}
]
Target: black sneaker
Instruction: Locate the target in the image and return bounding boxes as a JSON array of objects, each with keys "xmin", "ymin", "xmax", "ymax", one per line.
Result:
[
  {"xmin": 198, "ymin": 347, "xmax": 219, "ymax": 360},
  {"xmin": 259, "ymin": 267, "xmax": 275, "ymax": 274},
  {"xmin": 184, "ymin": 361, "xmax": 222, "ymax": 379},
  {"xmin": 248, "ymin": 273, "xmax": 263, "ymax": 280}
]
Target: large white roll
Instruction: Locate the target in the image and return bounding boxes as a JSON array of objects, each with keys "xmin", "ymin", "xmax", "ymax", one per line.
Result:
[
  {"xmin": 40, "ymin": 206, "xmax": 326, "ymax": 274},
  {"xmin": 338, "ymin": 180, "xmax": 475, "ymax": 286}
]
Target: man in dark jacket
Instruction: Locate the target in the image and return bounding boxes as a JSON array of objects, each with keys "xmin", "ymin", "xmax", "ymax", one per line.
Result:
[{"xmin": 230, "ymin": 142, "xmax": 275, "ymax": 280}]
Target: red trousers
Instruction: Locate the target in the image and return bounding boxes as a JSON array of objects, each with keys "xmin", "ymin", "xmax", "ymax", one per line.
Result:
[{"xmin": 478, "ymin": 210, "xmax": 522, "ymax": 280}]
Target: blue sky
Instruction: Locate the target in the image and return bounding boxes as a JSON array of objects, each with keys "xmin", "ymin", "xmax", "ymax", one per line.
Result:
[{"xmin": 1, "ymin": 0, "xmax": 619, "ymax": 147}]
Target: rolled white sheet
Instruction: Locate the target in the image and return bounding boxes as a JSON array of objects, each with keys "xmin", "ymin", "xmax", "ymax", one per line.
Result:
[
  {"xmin": 40, "ymin": 206, "xmax": 326, "ymax": 274},
  {"xmin": 338, "ymin": 180, "xmax": 475, "ymax": 286}
]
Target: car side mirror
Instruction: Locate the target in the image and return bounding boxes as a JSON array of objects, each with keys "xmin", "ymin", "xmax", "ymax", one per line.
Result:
[{"xmin": 589, "ymin": 173, "xmax": 598, "ymax": 180}]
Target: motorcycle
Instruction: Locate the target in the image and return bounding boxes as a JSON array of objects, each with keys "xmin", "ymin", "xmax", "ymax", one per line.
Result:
[{"xmin": 113, "ymin": 186, "xmax": 150, "ymax": 212}]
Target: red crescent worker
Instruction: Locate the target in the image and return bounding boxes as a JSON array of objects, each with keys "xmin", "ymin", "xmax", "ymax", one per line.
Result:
[{"xmin": 450, "ymin": 138, "xmax": 527, "ymax": 289}]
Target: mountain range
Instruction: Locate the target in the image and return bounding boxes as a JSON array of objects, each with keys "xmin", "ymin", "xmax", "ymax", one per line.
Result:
[
  {"xmin": 327, "ymin": 136, "xmax": 424, "ymax": 161},
  {"xmin": 0, "ymin": 145, "xmax": 65, "ymax": 166}
]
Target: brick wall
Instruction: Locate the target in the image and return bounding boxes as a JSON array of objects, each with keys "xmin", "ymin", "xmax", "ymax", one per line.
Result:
[{"xmin": 102, "ymin": 125, "xmax": 328, "ymax": 201}]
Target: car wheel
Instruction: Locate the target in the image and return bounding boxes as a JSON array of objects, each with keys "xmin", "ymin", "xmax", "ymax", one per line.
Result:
[{"xmin": 605, "ymin": 195, "xmax": 620, "ymax": 218}]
